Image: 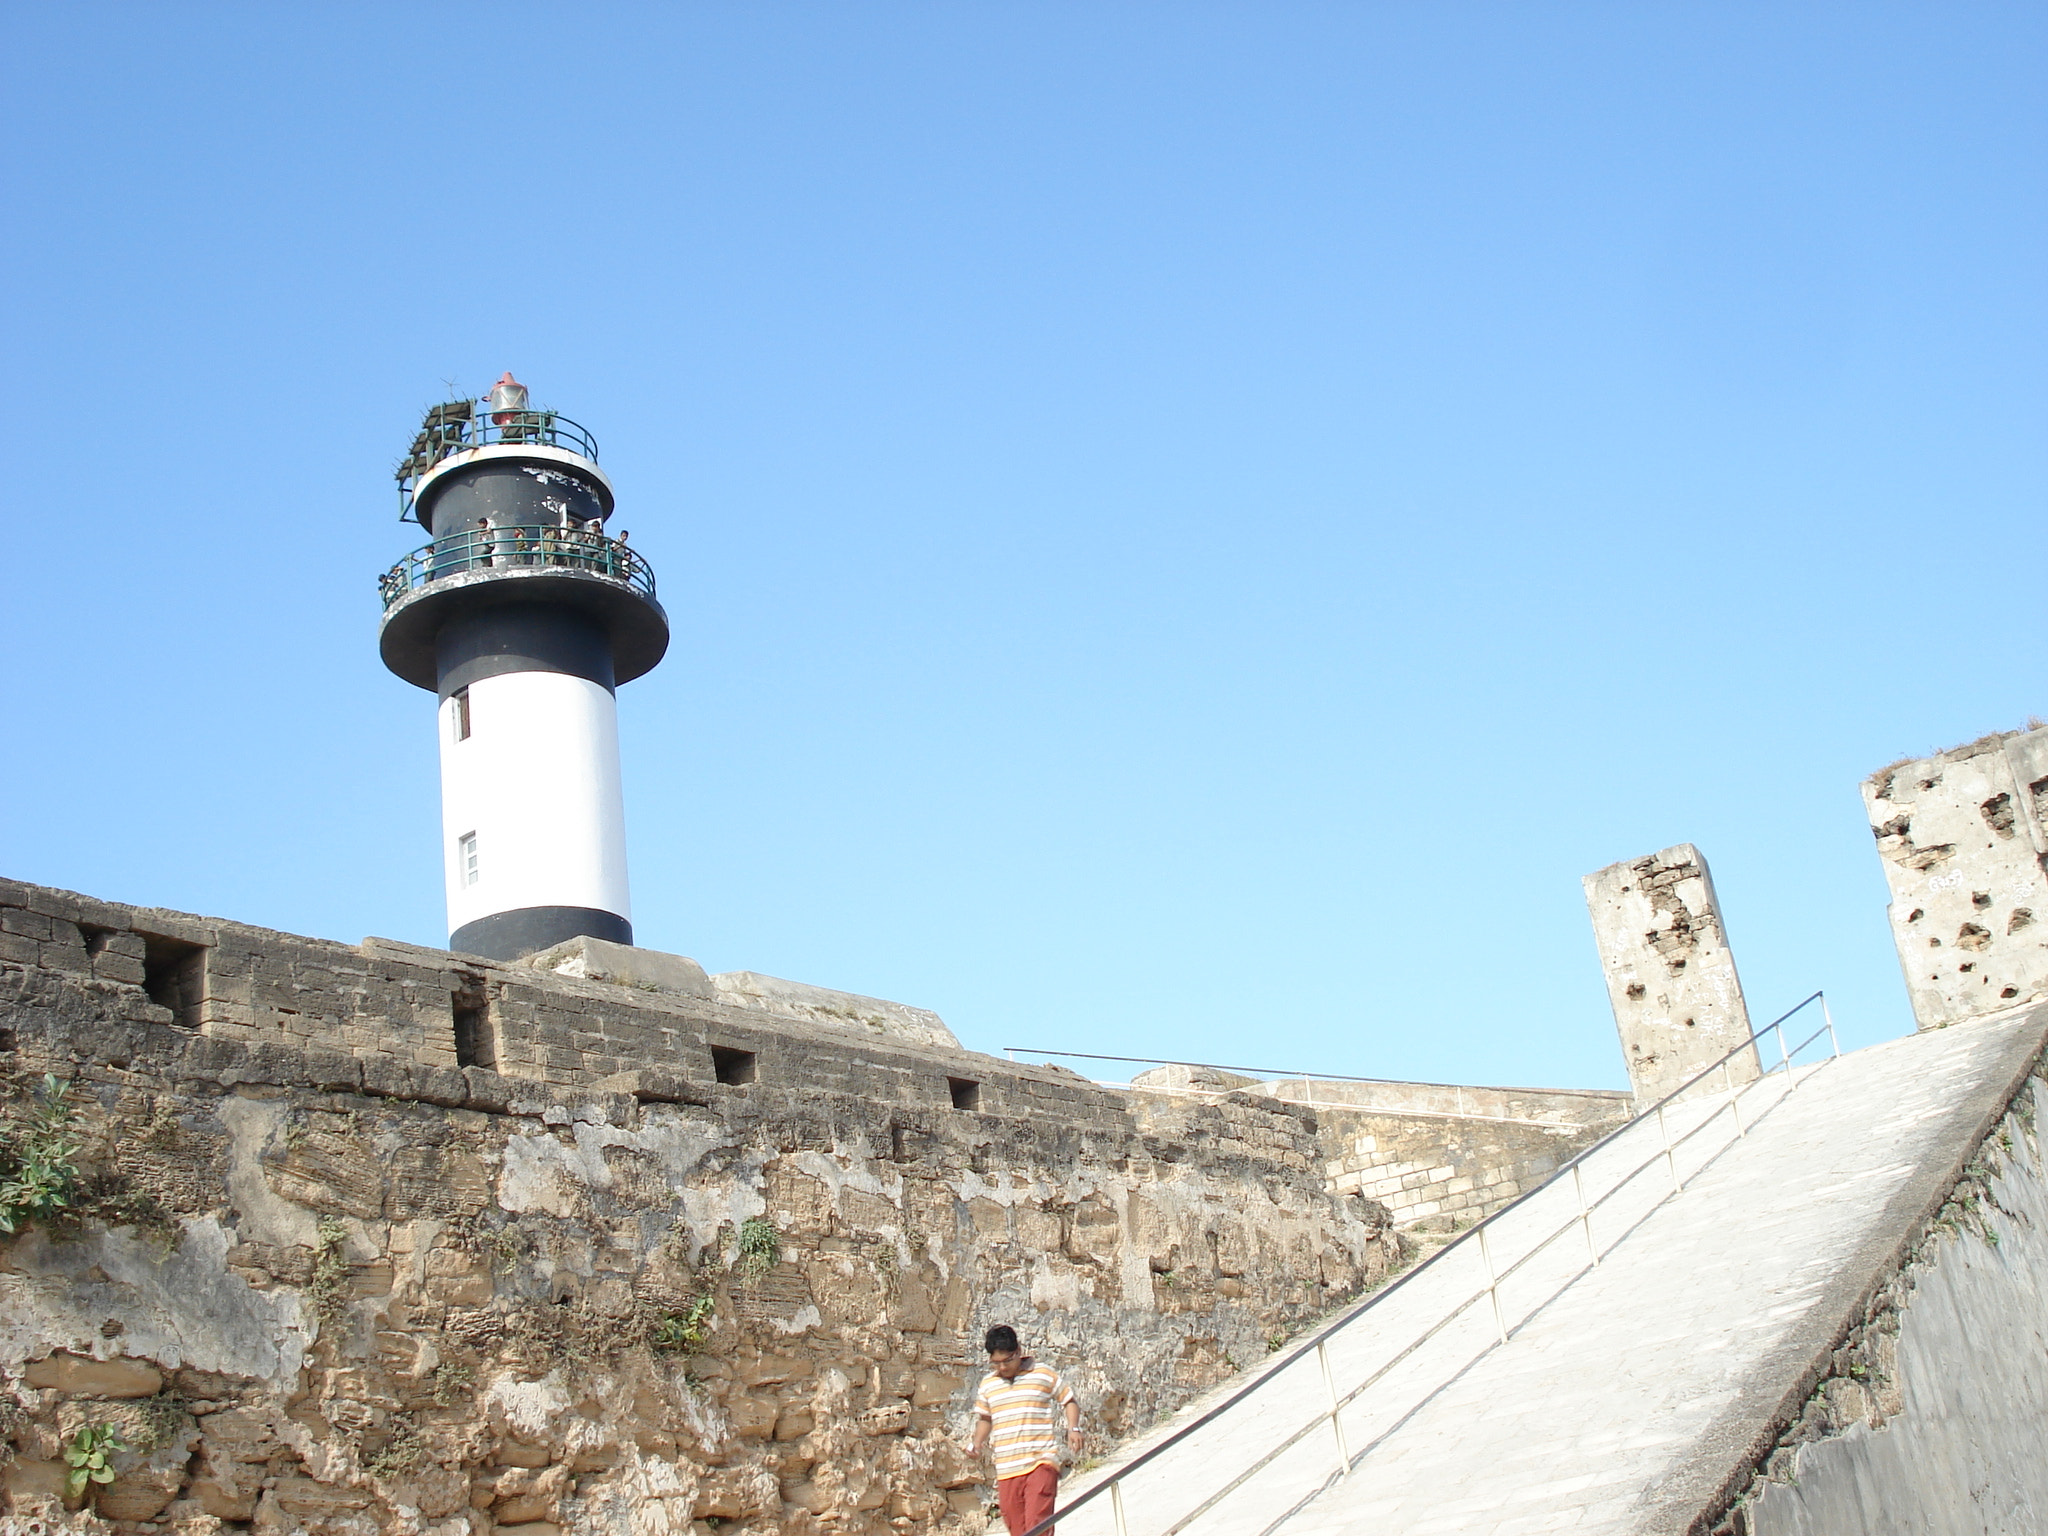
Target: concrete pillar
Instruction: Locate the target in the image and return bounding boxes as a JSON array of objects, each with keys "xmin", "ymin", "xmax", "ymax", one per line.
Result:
[
  {"xmin": 1583, "ymin": 844, "xmax": 1759, "ymax": 1104},
  {"xmin": 1863, "ymin": 726, "xmax": 2048, "ymax": 1030}
]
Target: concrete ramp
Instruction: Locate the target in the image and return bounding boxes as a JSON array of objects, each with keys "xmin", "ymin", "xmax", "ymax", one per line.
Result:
[{"xmin": 1059, "ymin": 1007, "xmax": 2048, "ymax": 1536}]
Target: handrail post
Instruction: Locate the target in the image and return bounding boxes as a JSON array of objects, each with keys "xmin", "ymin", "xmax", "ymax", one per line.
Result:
[
  {"xmin": 1821, "ymin": 994, "xmax": 1840, "ymax": 1058},
  {"xmin": 1776, "ymin": 1023, "xmax": 1791, "ymax": 1073},
  {"xmin": 1316, "ymin": 1340, "xmax": 1352, "ymax": 1474},
  {"xmin": 1110, "ymin": 1479, "xmax": 1129, "ymax": 1536},
  {"xmin": 1572, "ymin": 1161, "xmax": 1598, "ymax": 1266},
  {"xmin": 1720, "ymin": 1057, "xmax": 1746, "ymax": 1138},
  {"xmin": 1477, "ymin": 1226, "xmax": 1509, "ymax": 1345},
  {"xmin": 1658, "ymin": 1104, "xmax": 1681, "ymax": 1194}
]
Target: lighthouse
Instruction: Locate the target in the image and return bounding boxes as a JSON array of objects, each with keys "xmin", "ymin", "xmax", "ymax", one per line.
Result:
[{"xmin": 377, "ymin": 375, "xmax": 668, "ymax": 960}]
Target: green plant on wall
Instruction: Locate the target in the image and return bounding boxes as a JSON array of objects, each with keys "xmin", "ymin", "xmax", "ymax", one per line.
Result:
[
  {"xmin": 0, "ymin": 1076, "xmax": 82, "ymax": 1234},
  {"xmin": 129, "ymin": 1391, "xmax": 188, "ymax": 1453},
  {"xmin": 431, "ymin": 1361, "xmax": 476, "ymax": 1408},
  {"xmin": 736, "ymin": 1217, "xmax": 780, "ymax": 1282},
  {"xmin": 651, "ymin": 1293, "xmax": 717, "ymax": 1353},
  {"xmin": 308, "ymin": 1215, "xmax": 352, "ymax": 1324},
  {"xmin": 63, "ymin": 1422, "xmax": 126, "ymax": 1501},
  {"xmin": 361, "ymin": 1416, "xmax": 426, "ymax": 1479}
]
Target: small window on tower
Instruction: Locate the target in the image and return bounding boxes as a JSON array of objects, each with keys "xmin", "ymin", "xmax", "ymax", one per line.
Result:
[
  {"xmin": 459, "ymin": 832, "xmax": 479, "ymax": 886},
  {"xmin": 452, "ymin": 687, "xmax": 472, "ymax": 741}
]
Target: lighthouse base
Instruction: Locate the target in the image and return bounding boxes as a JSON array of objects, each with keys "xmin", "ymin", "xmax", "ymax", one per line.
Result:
[{"xmin": 450, "ymin": 904, "xmax": 632, "ymax": 962}]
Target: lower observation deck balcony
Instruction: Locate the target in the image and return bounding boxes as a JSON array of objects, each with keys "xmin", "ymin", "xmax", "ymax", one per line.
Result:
[
  {"xmin": 378, "ymin": 525, "xmax": 654, "ymax": 609},
  {"xmin": 376, "ymin": 524, "xmax": 668, "ymax": 691}
]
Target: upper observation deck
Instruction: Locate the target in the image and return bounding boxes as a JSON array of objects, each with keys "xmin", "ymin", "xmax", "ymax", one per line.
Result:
[
  {"xmin": 395, "ymin": 395, "xmax": 609, "ymax": 524},
  {"xmin": 377, "ymin": 378, "xmax": 667, "ymax": 690}
]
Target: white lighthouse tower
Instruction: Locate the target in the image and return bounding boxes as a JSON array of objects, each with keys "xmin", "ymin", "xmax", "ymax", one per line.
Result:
[{"xmin": 378, "ymin": 375, "xmax": 668, "ymax": 960}]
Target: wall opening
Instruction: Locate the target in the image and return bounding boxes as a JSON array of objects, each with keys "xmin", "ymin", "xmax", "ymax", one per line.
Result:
[
  {"xmin": 138, "ymin": 934, "xmax": 206, "ymax": 1030},
  {"xmin": 452, "ymin": 975, "xmax": 493, "ymax": 1069},
  {"xmin": 711, "ymin": 1046, "xmax": 757, "ymax": 1086},
  {"xmin": 948, "ymin": 1077, "xmax": 981, "ymax": 1111},
  {"xmin": 452, "ymin": 687, "xmax": 472, "ymax": 742}
]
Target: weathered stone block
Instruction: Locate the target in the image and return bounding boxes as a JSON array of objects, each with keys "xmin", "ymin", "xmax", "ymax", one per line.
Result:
[
  {"xmin": 179, "ymin": 1034, "xmax": 253, "ymax": 1084},
  {"xmin": 92, "ymin": 953, "xmax": 147, "ymax": 985},
  {"xmin": 1864, "ymin": 728, "xmax": 2048, "ymax": 1029},
  {"xmin": 710, "ymin": 970, "xmax": 959, "ymax": 1050},
  {"xmin": 461, "ymin": 1066, "xmax": 554, "ymax": 1117},
  {"xmin": 2, "ymin": 1458, "xmax": 68, "ymax": 1503},
  {"xmin": 599, "ymin": 1067, "xmax": 711, "ymax": 1105},
  {"xmin": 1, "ymin": 907, "xmax": 55, "ymax": 940},
  {"xmin": 526, "ymin": 934, "xmax": 718, "ymax": 1000},
  {"xmin": 25, "ymin": 1351, "xmax": 164, "ymax": 1396},
  {"xmin": 1585, "ymin": 844, "xmax": 1759, "ymax": 1103}
]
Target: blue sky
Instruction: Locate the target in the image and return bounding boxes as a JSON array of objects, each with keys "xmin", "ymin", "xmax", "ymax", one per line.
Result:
[{"xmin": 4, "ymin": 3, "xmax": 2043, "ymax": 1091}]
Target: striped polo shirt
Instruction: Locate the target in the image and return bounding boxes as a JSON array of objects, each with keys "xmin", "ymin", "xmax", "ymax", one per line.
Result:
[{"xmin": 974, "ymin": 1360, "xmax": 1076, "ymax": 1481}]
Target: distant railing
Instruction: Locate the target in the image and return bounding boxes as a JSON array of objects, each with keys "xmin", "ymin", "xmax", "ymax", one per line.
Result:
[
  {"xmin": 394, "ymin": 400, "xmax": 600, "ymax": 516},
  {"xmin": 1022, "ymin": 994, "xmax": 1842, "ymax": 1536},
  {"xmin": 377, "ymin": 524, "xmax": 655, "ymax": 611}
]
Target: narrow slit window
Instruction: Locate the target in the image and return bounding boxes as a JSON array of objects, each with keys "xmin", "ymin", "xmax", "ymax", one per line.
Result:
[
  {"xmin": 451, "ymin": 687, "xmax": 472, "ymax": 741},
  {"xmin": 452, "ymin": 979, "xmax": 494, "ymax": 1069},
  {"xmin": 459, "ymin": 832, "xmax": 479, "ymax": 886}
]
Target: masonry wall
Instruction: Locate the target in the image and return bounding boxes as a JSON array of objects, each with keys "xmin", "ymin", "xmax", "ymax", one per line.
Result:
[
  {"xmin": 0, "ymin": 878, "xmax": 1119, "ymax": 1125},
  {"xmin": 1737, "ymin": 1073, "xmax": 2048, "ymax": 1535},
  {"xmin": 1864, "ymin": 727, "xmax": 2048, "ymax": 1031},
  {"xmin": 0, "ymin": 882, "xmax": 1400, "ymax": 1536},
  {"xmin": 1263, "ymin": 1081, "xmax": 1630, "ymax": 1228}
]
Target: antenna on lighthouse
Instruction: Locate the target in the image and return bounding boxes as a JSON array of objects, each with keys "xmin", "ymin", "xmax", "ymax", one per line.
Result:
[{"xmin": 376, "ymin": 379, "xmax": 669, "ymax": 960}]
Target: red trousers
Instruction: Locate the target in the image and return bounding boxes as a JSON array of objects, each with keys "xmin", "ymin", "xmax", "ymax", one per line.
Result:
[{"xmin": 997, "ymin": 1463, "xmax": 1059, "ymax": 1536}]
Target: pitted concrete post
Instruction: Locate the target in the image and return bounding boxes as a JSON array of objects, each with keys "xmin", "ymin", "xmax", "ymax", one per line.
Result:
[
  {"xmin": 1583, "ymin": 844, "xmax": 1759, "ymax": 1104},
  {"xmin": 1863, "ymin": 726, "xmax": 2048, "ymax": 1030}
]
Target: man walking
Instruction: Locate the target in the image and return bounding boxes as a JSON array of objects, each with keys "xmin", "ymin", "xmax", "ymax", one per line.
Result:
[{"xmin": 970, "ymin": 1324, "xmax": 1082, "ymax": 1536}]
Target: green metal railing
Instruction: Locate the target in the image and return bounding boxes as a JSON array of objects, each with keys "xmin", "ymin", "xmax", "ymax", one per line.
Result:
[
  {"xmin": 378, "ymin": 525, "xmax": 655, "ymax": 611},
  {"xmin": 395, "ymin": 400, "xmax": 600, "ymax": 516}
]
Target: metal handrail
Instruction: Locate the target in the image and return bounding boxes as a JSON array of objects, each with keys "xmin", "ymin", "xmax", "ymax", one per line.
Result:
[
  {"xmin": 377, "ymin": 524, "xmax": 655, "ymax": 611},
  {"xmin": 1021, "ymin": 993, "xmax": 1840, "ymax": 1536},
  {"xmin": 394, "ymin": 400, "xmax": 600, "ymax": 517}
]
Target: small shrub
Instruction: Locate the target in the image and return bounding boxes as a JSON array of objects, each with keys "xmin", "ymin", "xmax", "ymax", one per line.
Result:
[
  {"xmin": 308, "ymin": 1216, "xmax": 352, "ymax": 1324},
  {"xmin": 63, "ymin": 1422, "xmax": 125, "ymax": 1502},
  {"xmin": 129, "ymin": 1391, "xmax": 188, "ymax": 1452},
  {"xmin": 136, "ymin": 1097, "xmax": 181, "ymax": 1148},
  {"xmin": 652, "ymin": 1294, "xmax": 717, "ymax": 1353},
  {"xmin": 431, "ymin": 1361, "xmax": 475, "ymax": 1408},
  {"xmin": 736, "ymin": 1217, "xmax": 780, "ymax": 1282},
  {"xmin": 0, "ymin": 1076, "xmax": 82, "ymax": 1234},
  {"xmin": 361, "ymin": 1416, "xmax": 427, "ymax": 1479},
  {"xmin": 67, "ymin": 1173, "xmax": 182, "ymax": 1258},
  {"xmin": 457, "ymin": 1215, "xmax": 528, "ymax": 1273}
]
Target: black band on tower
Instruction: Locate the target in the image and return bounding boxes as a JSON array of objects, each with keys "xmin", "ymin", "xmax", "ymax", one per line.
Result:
[
  {"xmin": 450, "ymin": 905, "xmax": 633, "ymax": 962},
  {"xmin": 435, "ymin": 603, "xmax": 617, "ymax": 699},
  {"xmin": 422, "ymin": 459, "xmax": 610, "ymax": 539}
]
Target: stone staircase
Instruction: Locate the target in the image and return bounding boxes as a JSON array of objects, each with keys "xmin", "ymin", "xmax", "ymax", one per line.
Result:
[{"xmin": 1054, "ymin": 1007, "xmax": 2048, "ymax": 1536}]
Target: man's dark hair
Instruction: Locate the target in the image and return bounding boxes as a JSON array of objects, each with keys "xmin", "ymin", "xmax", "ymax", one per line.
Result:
[{"xmin": 984, "ymin": 1324, "xmax": 1020, "ymax": 1355}]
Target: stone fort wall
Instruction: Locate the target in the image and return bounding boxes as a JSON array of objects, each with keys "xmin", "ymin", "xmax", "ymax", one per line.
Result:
[{"xmin": 0, "ymin": 879, "xmax": 1404, "ymax": 1536}]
